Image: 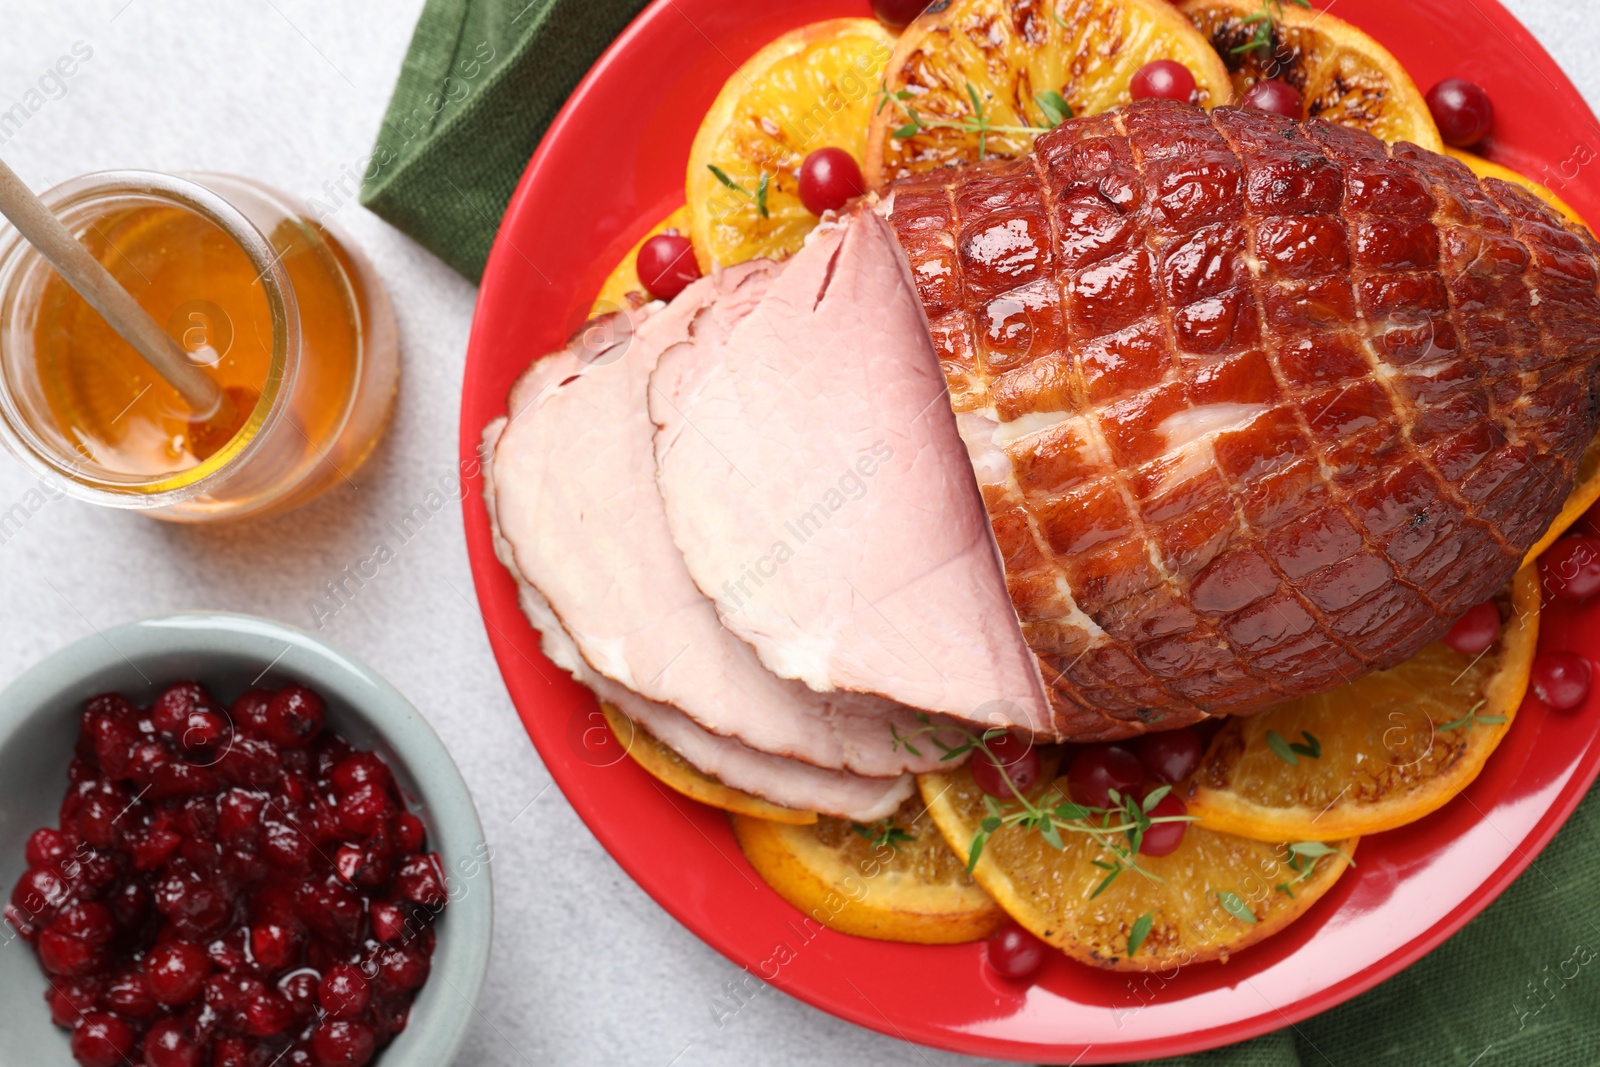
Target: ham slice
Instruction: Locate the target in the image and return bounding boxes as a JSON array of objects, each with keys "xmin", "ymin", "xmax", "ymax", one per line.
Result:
[{"xmin": 651, "ymin": 212, "xmax": 1051, "ymax": 733}]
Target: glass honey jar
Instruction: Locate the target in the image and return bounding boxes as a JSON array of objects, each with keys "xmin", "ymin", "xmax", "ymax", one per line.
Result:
[{"xmin": 0, "ymin": 170, "xmax": 398, "ymax": 521}]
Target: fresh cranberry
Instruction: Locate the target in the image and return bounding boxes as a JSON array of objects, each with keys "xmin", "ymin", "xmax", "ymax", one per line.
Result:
[
  {"xmin": 1540, "ymin": 535, "xmax": 1600, "ymax": 601},
  {"xmin": 26, "ymin": 828, "xmax": 71, "ymax": 868},
  {"xmin": 142, "ymin": 1018, "xmax": 204, "ymax": 1067},
  {"xmin": 70, "ymin": 1011, "xmax": 135, "ymax": 1067},
  {"xmin": 1131, "ymin": 728, "xmax": 1204, "ymax": 785},
  {"xmin": 250, "ymin": 921, "xmax": 300, "ymax": 972},
  {"xmin": 396, "ymin": 853, "xmax": 448, "ymax": 908},
  {"xmin": 330, "ymin": 753, "xmax": 393, "ymax": 797},
  {"xmin": 1442, "ymin": 601, "xmax": 1500, "ymax": 655},
  {"xmin": 263, "ymin": 685, "xmax": 325, "ymax": 748},
  {"xmin": 393, "ymin": 812, "xmax": 426, "ymax": 854},
  {"xmin": 87, "ymin": 715, "xmax": 138, "ymax": 778},
  {"xmin": 1066, "ymin": 744, "xmax": 1144, "ymax": 809},
  {"xmin": 870, "ymin": 0, "xmax": 929, "ymax": 29},
  {"xmin": 1532, "ymin": 651, "xmax": 1593, "ymax": 711},
  {"xmin": 1130, "ymin": 60, "xmax": 1195, "ymax": 103},
  {"xmin": 311, "ymin": 1019, "xmax": 376, "ymax": 1067},
  {"xmin": 101, "ymin": 968, "xmax": 156, "ymax": 1017},
  {"xmin": 242, "ymin": 990, "xmax": 295, "ymax": 1037},
  {"xmin": 985, "ymin": 922, "xmax": 1048, "ymax": 980},
  {"xmin": 179, "ymin": 709, "xmax": 230, "ymax": 755},
  {"xmin": 1138, "ymin": 793, "xmax": 1190, "ymax": 857},
  {"xmin": 376, "ymin": 944, "xmax": 430, "ymax": 993},
  {"xmin": 48, "ymin": 976, "xmax": 103, "ymax": 1027},
  {"xmin": 54, "ymin": 901, "xmax": 115, "ymax": 944},
  {"xmin": 1427, "ymin": 78, "xmax": 1494, "ymax": 147},
  {"xmin": 1242, "ymin": 79, "xmax": 1303, "ymax": 118},
  {"xmin": 144, "ymin": 940, "xmax": 212, "ymax": 1005},
  {"xmin": 152, "ymin": 683, "xmax": 220, "ymax": 738},
  {"xmin": 318, "ymin": 964, "xmax": 372, "ymax": 1019},
  {"xmin": 337, "ymin": 783, "xmax": 393, "ymax": 838},
  {"xmin": 798, "ymin": 148, "xmax": 865, "ymax": 216},
  {"xmin": 970, "ymin": 733, "xmax": 1043, "ymax": 800},
  {"xmin": 636, "ymin": 233, "xmax": 701, "ymax": 302},
  {"xmin": 39, "ymin": 929, "xmax": 105, "ymax": 977},
  {"xmin": 13, "ymin": 865, "xmax": 70, "ymax": 924},
  {"xmin": 231, "ymin": 689, "xmax": 275, "ymax": 737}
]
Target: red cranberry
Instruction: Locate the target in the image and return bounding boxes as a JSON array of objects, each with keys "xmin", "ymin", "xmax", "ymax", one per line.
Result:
[
  {"xmin": 152, "ymin": 683, "xmax": 220, "ymax": 738},
  {"xmin": 985, "ymin": 922, "xmax": 1048, "ymax": 980},
  {"xmin": 970, "ymin": 733, "xmax": 1043, "ymax": 800},
  {"xmin": 48, "ymin": 976, "xmax": 103, "ymax": 1027},
  {"xmin": 1066, "ymin": 744, "xmax": 1144, "ymax": 809},
  {"xmin": 231, "ymin": 689, "xmax": 275, "ymax": 737},
  {"xmin": 212, "ymin": 1037, "xmax": 256, "ymax": 1067},
  {"xmin": 298, "ymin": 878, "xmax": 365, "ymax": 945},
  {"xmin": 153, "ymin": 866, "xmax": 231, "ymax": 939},
  {"xmin": 179, "ymin": 708, "xmax": 230, "ymax": 755},
  {"xmin": 263, "ymin": 685, "xmax": 325, "ymax": 748},
  {"xmin": 1242, "ymin": 79, "xmax": 1303, "ymax": 118},
  {"xmin": 1442, "ymin": 601, "xmax": 1500, "ymax": 656},
  {"xmin": 69, "ymin": 1011, "xmax": 135, "ymax": 1067},
  {"xmin": 637, "ymin": 233, "xmax": 701, "ymax": 302},
  {"xmin": 1532, "ymin": 651, "xmax": 1592, "ymax": 711},
  {"xmin": 74, "ymin": 789, "xmax": 126, "ymax": 850},
  {"xmin": 798, "ymin": 148, "xmax": 865, "ymax": 216},
  {"xmin": 26, "ymin": 828, "xmax": 71, "ymax": 868},
  {"xmin": 109, "ymin": 880, "xmax": 149, "ymax": 930},
  {"xmin": 218, "ymin": 737, "xmax": 282, "ymax": 790},
  {"xmin": 130, "ymin": 827, "xmax": 184, "ymax": 872},
  {"xmin": 6, "ymin": 902, "xmax": 40, "ymax": 942},
  {"xmin": 1138, "ymin": 793, "xmax": 1190, "ymax": 857},
  {"xmin": 242, "ymin": 989, "xmax": 295, "ymax": 1037},
  {"xmin": 39, "ymin": 929, "xmax": 105, "ymax": 977},
  {"xmin": 143, "ymin": 1018, "xmax": 204, "ymax": 1067},
  {"xmin": 1131, "ymin": 728, "xmax": 1204, "ymax": 785},
  {"xmin": 262, "ymin": 820, "xmax": 313, "ymax": 871},
  {"xmin": 376, "ymin": 944, "xmax": 430, "ymax": 993},
  {"xmin": 102, "ymin": 968, "xmax": 156, "ymax": 1017},
  {"xmin": 396, "ymin": 853, "xmax": 448, "ymax": 908},
  {"xmin": 86, "ymin": 715, "xmax": 137, "ymax": 778},
  {"xmin": 331, "ymin": 752, "xmax": 392, "ymax": 796},
  {"xmin": 12, "ymin": 865, "xmax": 70, "ymax": 924},
  {"xmin": 147, "ymin": 760, "xmax": 220, "ymax": 801},
  {"xmin": 311, "ymin": 1019, "xmax": 376, "ymax": 1067},
  {"xmin": 1540, "ymin": 535, "xmax": 1600, "ymax": 602},
  {"xmin": 144, "ymin": 940, "xmax": 212, "ymax": 1005},
  {"xmin": 318, "ymin": 964, "xmax": 372, "ymax": 1019},
  {"xmin": 870, "ymin": 0, "xmax": 929, "ymax": 29},
  {"xmin": 250, "ymin": 921, "xmax": 300, "ymax": 971},
  {"xmin": 280, "ymin": 969, "xmax": 320, "ymax": 1022},
  {"xmin": 1130, "ymin": 60, "xmax": 1195, "ymax": 103},
  {"xmin": 1427, "ymin": 78, "xmax": 1494, "ymax": 147},
  {"xmin": 369, "ymin": 900, "xmax": 410, "ymax": 943},
  {"xmin": 63, "ymin": 851, "xmax": 121, "ymax": 901},
  {"xmin": 393, "ymin": 813, "xmax": 426, "ymax": 854},
  {"xmin": 337, "ymin": 783, "xmax": 393, "ymax": 838},
  {"xmin": 54, "ymin": 901, "xmax": 115, "ymax": 944}
]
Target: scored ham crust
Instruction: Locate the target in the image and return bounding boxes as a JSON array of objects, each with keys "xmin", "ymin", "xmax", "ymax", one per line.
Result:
[{"xmin": 886, "ymin": 100, "xmax": 1600, "ymax": 739}]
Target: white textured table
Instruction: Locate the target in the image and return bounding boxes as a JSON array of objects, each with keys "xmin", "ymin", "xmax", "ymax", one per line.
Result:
[{"xmin": 1, "ymin": 3, "xmax": 1596, "ymax": 1064}]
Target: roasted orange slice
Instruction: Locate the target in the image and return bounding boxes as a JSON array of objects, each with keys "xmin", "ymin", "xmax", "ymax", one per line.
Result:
[
  {"xmin": 1444, "ymin": 147, "xmax": 1587, "ymax": 228},
  {"xmin": 919, "ymin": 764, "xmax": 1354, "ymax": 970},
  {"xmin": 865, "ymin": 0, "xmax": 1230, "ymax": 188},
  {"xmin": 1528, "ymin": 434, "xmax": 1600, "ymax": 564},
  {"xmin": 589, "ymin": 205, "xmax": 692, "ymax": 318},
  {"xmin": 1180, "ymin": 0, "xmax": 1441, "ymax": 151},
  {"xmin": 685, "ymin": 18, "xmax": 895, "ymax": 270},
  {"xmin": 598, "ymin": 703, "xmax": 817, "ymax": 825},
  {"xmin": 732, "ymin": 796, "xmax": 1005, "ymax": 943},
  {"xmin": 1185, "ymin": 566, "xmax": 1539, "ymax": 841}
]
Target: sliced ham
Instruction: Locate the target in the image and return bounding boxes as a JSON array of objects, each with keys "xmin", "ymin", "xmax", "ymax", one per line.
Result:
[
  {"xmin": 651, "ymin": 212, "xmax": 1051, "ymax": 733},
  {"xmin": 484, "ymin": 412, "xmax": 915, "ymax": 821}
]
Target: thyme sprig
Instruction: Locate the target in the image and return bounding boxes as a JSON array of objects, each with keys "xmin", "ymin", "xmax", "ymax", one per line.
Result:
[
  {"xmin": 1265, "ymin": 729, "xmax": 1321, "ymax": 766},
  {"xmin": 706, "ymin": 164, "xmax": 770, "ymax": 218},
  {"xmin": 1438, "ymin": 699, "xmax": 1508, "ymax": 732},
  {"xmin": 852, "ymin": 818, "xmax": 914, "ymax": 851},
  {"xmin": 1232, "ymin": 0, "xmax": 1311, "ymax": 57},
  {"xmin": 881, "ymin": 80, "xmax": 1072, "ymax": 159},
  {"xmin": 892, "ymin": 715, "xmax": 1196, "ymax": 895},
  {"xmin": 1274, "ymin": 841, "xmax": 1355, "ymax": 898}
]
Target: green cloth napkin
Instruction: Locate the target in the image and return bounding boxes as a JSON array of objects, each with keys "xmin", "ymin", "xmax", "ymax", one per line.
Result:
[{"xmin": 361, "ymin": 3, "xmax": 1600, "ymax": 1063}]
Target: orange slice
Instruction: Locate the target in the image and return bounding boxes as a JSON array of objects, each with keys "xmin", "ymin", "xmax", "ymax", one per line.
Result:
[
  {"xmin": 732, "ymin": 796, "xmax": 1005, "ymax": 943},
  {"xmin": 1180, "ymin": 0, "xmax": 1442, "ymax": 151},
  {"xmin": 1444, "ymin": 146, "xmax": 1587, "ymax": 228},
  {"xmin": 599, "ymin": 703, "xmax": 817, "ymax": 825},
  {"xmin": 919, "ymin": 764, "xmax": 1354, "ymax": 970},
  {"xmin": 686, "ymin": 18, "xmax": 895, "ymax": 270},
  {"xmin": 590, "ymin": 205, "xmax": 692, "ymax": 318},
  {"xmin": 1185, "ymin": 566, "xmax": 1539, "ymax": 841},
  {"xmin": 1527, "ymin": 433, "xmax": 1600, "ymax": 564},
  {"xmin": 866, "ymin": 0, "xmax": 1231, "ymax": 188}
]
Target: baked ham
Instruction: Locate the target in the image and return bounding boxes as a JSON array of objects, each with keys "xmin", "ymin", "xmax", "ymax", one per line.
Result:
[{"xmin": 886, "ymin": 99, "xmax": 1600, "ymax": 739}]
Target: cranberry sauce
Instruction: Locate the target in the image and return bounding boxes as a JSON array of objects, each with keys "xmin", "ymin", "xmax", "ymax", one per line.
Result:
[{"xmin": 6, "ymin": 682, "xmax": 447, "ymax": 1067}]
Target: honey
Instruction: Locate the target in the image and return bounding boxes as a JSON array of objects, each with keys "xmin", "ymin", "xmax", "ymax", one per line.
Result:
[{"xmin": 0, "ymin": 171, "xmax": 398, "ymax": 521}]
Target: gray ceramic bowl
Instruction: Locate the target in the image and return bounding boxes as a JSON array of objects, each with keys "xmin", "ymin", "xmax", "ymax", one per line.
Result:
[{"xmin": 0, "ymin": 613, "xmax": 491, "ymax": 1066}]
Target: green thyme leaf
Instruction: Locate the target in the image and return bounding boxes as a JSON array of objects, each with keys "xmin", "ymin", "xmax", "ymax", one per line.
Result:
[
  {"xmin": 1142, "ymin": 785, "xmax": 1172, "ymax": 812},
  {"xmin": 967, "ymin": 831, "xmax": 988, "ymax": 873},
  {"xmin": 1289, "ymin": 731, "xmax": 1322, "ymax": 760},
  {"xmin": 1090, "ymin": 867, "xmax": 1122, "ymax": 899},
  {"xmin": 891, "ymin": 121, "xmax": 920, "ymax": 140},
  {"xmin": 1128, "ymin": 912, "xmax": 1154, "ymax": 957},
  {"xmin": 755, "ymin": 172, "xmax": 770, "ymax": 218},
  {"xmin": 1034, "ymin": 90, "xmax": 1072, "ymax": 128},
  {"xmin": 1266, "ymin": 730, "xmax": 1299, "ymax": 766},
  {"xmin": 1216, "ymin": 890, "xmax": 1258, "ymax": 924},
  {"xmin": 1287, "ymin": 841, "xmax": 1355, "ymax": 867}
]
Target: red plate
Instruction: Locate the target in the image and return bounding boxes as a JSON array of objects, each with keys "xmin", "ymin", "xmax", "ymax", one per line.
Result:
[{"xmin": 459, "ymin": 2, "xmax": 1600, "ymax": 1060}]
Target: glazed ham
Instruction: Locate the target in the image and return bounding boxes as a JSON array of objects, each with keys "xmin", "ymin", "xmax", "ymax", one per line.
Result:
[{"xmin": 886, "ymin": 100, "xmax": 1600, "ymax": 739}]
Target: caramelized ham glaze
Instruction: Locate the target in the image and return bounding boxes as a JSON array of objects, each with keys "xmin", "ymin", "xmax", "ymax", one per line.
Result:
[{"xmin": 887, "ymin": 99, "xmax": 1600, "ymax": 740}]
